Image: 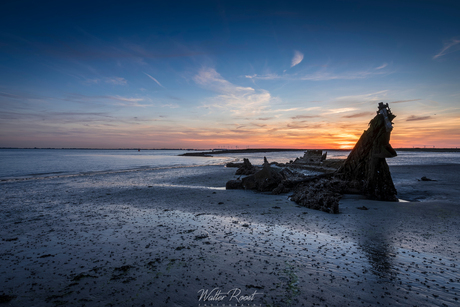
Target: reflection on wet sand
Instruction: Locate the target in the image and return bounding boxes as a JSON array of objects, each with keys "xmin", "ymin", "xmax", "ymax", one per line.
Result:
[
  {"xmin": 358, "ymin": 211, "xmax": 398, "ymax": 281},
  {"xmin": 361, "ymin": 240, "xmax": 397, "ymax": 280}
]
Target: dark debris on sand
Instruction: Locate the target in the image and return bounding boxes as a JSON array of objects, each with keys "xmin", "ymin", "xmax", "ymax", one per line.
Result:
[{"xmin": 0, "ymin": 294, "xmax": 17, "ymax": 303}]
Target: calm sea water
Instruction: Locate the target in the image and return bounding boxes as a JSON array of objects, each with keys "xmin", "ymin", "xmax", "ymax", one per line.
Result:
[
  {"xmin": 0, "ymin": 149, "xmax": 231, "ymax": 180},
  {"xmin": 1, "ymin": 149, "xmax": 459, "ymax": 180}
]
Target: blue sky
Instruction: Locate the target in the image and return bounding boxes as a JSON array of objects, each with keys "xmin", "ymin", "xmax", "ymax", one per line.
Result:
[{"xmin": 1, "ymin": 0, "xmax": 459, "ymax": 148}]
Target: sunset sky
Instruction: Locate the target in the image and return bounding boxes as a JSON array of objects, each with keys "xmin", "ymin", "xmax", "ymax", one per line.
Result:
[{"xmin": 1, "ymin": 0, "xmax": 459, "ymax": 149}]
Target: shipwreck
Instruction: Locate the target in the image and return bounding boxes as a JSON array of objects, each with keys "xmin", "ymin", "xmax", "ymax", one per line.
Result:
[{"xmin": 226, "ymin": 102, "xmax": 398, "ymax": 213}]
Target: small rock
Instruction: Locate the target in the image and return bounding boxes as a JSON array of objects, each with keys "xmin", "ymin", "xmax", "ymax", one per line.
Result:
[
  {"xmin": 419, "ymin": 176, "xmax": 436, "ymax": 181},
  {"xmin": 114, "ymin": 265, "xmax": 133, "ymax": 272},
  {"xmin": 226, "ymin": 180, "xmax": 243, "ymax": 190},
  {"xmin": 0, "ymin": 294, "xmax": 16, "ymax": 303},
  {"xmin": 194, "ymin": 234, "xmax": 209, "ymax": 240},
  {"xmin": 3, "ymin": 237, "xmax": 18, "ymax": 242}
]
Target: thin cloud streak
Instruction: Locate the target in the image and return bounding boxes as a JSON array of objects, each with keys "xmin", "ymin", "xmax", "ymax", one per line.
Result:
[
  {"xmin": 105, "ymin": 96, "xmax": 152, "ymax": 107},
  {"xmin": 433, "ymin": 38, "xmax": 460, "ymax": 59},
  {"xmin": 245, "ymin": 68, "xmax": 390, "ymax": 81},
  {"xmin": 342, "ymin": 112, "xmax": 374, "ymax": 118},
  {"xmin": 406, "ymin": 115, "xmax": 432, "ymax": 121},
  {"xmin": 108, "ymin": 96, "xmax": 143, "ymax": 102},
  {"xmin": 301, "ymin": 70, "xmax": 386, "ymax": 81},
  {"xmin": 144, "ymin": 73, "xmax": 165, "ymax": 88},
  {"xmin": 389, "ymin": 99, "xmax": 421, "ymax": 103},
  {"xmin": 325, "ymin": 107, "xmax": 357, "ymax": 114},
  {"xmin": 291, "ymin": 115, "xmax": 320, "ymax": 119},
  {"xmin": 105, "ymin": 77, "xmax": 127, "ymax": 85},
  {"xmin": 245, "ymin": 73, "xmax": 279, "ymax": 80},
  {"xmin": 61, "ymin": 94, "xmax": 151, "ymax": 107},
  {"xmin": 333, "ymin": 90, "xmax": 388, "ymax": 103}
]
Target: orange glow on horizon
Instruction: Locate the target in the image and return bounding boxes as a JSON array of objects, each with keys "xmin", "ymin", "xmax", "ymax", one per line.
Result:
[{"xmin": 1, "ymin": 104, "xmax": 459, "ymax": 149}]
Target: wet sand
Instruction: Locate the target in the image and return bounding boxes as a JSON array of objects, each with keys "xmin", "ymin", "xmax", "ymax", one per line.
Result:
[{"xmin": 1, "ymin": 164, "xmax": 460, "ymax": 306}]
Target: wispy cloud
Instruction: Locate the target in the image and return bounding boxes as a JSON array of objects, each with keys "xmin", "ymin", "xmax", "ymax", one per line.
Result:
[
  {"xmin": 271, "ymin": 107, "xmax": 300, "ymax": 112},
  {"xmin": 106, "ymin": 96, "xmax": 152, "ymax": 107},
  {"xmin": 105, "ymin": 77, "xmax": 127, "ymax": 85},
  {"xmin": 325, "ymin": 107, "xmax": 357, "ymax": 114},
  {"xmin": 161, "ymin": 103, "xmax": 179, "ymax": 108},
  {"xmin": 62, "ymin": 94, "xmax": 151, "ymax": 107},
  {"xmin": 112, "ymin": 101, "xmax": 152, "ymax": 108},
  {"xmin": 194, "ymin": 68, "xmax": 233, "ymax": 90},
  {"xmin": 245, "ymin": 73, "xmax": 280, "ymax": 80},
  {"xmin": 389, "ymin": 99, "xmax": 421, "ymax": 104},
  {"xmin": 0, "ymin": 91, "xmax": 28, "ymax": 99},
  {"xmin": 245, "ymin": 67, "xmax": 389, "ymax": 82},
  {"xmin": 375, "ymin": 63, "xmax": 387, "ymax": 70},
  {"xmin": 406, "ymin": 115, "xmax": 432, "ymax": 121},
  {"xmin": 194, "ymin": 67, "xmax": 273, "ymax": 115},
  {"xmin": 0, "ymin": 110, "xmax": 113, "ymax": 123},
  {"xmin": 333, "ymin": 90, "xmax": 388, "ymax": 104},
  {"xmin": 302, "ymin": 106, "xmax": 322, "ymax": 112},
  {"xmin": 291, "ymin": 50, "xmax": 304, "ymax": 67},
  {"xmin": 84, "ymin": 78, "xmax": 100, "ymax": 84},
  {"xmin": 433, "ymin": 38, "xmax": 460, "ymax": 59},
  {"xmin": 0, "ymin": 109, "xmax": 167, "ymax": 139},
  {"xmin": 144, "ymin": 73, "xmax": 165, "ymax": 88},
  {"xmin": 194, "ymin": 67, "xmax": 253, "ymax": 93},
  {"xmin": 291, "ymin": 114, "xmax": 320, "ymax": 120},
  {"xmin": 108, "ymin": 95, "xmax": 143, "ymax": 103},
  {"xmin": 300, "ymin": 70, "xmax": 384, "ymax": 81},
  {"xmin": 342, "ymin": 112, "xmax": 374, "ymax": 118},
  {"xmin": 167, "ymin": 95, "xmax": 182, "ymax": 101}
]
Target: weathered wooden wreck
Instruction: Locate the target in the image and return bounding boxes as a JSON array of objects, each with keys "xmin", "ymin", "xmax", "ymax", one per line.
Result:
[{"xmin": 226, "ymin": 102, "xmax": 398, "ymax": 213}]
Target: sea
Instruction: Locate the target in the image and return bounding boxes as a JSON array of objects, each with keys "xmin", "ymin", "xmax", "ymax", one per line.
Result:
[{"xmin": 1, "ymin": 148, "xmax": 460, "ymax": 180}]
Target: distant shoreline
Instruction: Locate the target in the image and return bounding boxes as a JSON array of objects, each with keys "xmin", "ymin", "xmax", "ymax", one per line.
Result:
[
  {"xmin": 179, "ymin": 147, "xmax": 460, "ymax": 156},
  {"xmin": 1, "ymin": 147, "xmax": 459, "ymax": 153}
]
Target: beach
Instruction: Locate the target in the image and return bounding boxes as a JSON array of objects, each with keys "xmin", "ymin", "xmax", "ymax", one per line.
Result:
[
  {"xmin": 3, "ymin": 0, "xmax": 460, "ymax": 306},
  {"xmin": 1, "ymin": 162, "xmax": 460, "ymax": 307}
]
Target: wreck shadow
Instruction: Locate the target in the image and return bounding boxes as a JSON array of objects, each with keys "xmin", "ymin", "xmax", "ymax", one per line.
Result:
[
  {"xmin": 355, "ymin": 211, "xmax": 399, "ymax": 281},
  {"xmin": 360, "ymin": 238, "xmax": 397, "ymax": 280}
]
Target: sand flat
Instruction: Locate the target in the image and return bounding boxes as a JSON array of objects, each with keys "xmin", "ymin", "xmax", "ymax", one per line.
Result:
[{"xmin": 1, "ymin": 164, "xmax": 460, "ymax": 306}]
